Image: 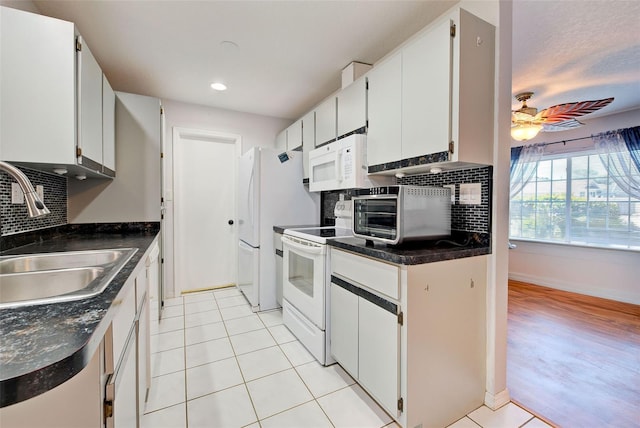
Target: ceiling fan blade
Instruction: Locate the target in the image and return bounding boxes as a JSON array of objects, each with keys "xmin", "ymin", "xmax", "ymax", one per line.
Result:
[
  {"xmin": 535, "ymin": 97, "xmax": 614, "ymax": 123},
  {"xmin": 541, "ymin": 119, "xmax": 584, "ymax": 132}
]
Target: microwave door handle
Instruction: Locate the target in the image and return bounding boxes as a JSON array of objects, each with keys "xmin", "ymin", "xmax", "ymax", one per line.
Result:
[
  {"xmin": 335, "ymin": 151, "xmax": 343, "ymax": 183},
  {"xmin": 282, "ymin": 236, "xmax": 324, "ymax": 255}
]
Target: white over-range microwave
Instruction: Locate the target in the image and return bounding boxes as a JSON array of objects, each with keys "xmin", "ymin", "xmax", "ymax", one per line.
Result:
[{"xmin": 308, "ymin": 134, "xmax": 391, "ymax": 192}]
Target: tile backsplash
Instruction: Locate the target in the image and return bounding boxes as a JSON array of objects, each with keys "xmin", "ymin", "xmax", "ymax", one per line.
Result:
[
  {"xmin": 0, "ymin": 166, "xmax": 67, "ymax": 236},
  {"xmin": 399, "ymin": 166, "xmax": 492, "ymax": 233},
  {"xmin": 321, "ymin": 166, "xmax": 492, "ymax": 234}
]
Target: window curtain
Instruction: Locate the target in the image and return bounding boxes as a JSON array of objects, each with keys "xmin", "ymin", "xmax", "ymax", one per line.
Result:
[
  {"xmin": 593, "ymin": 126, "xmax": 640, "ymax": 199},
  {"xmin": 510, "ymin": 144, "xmax": 544, "ymax": 198}
]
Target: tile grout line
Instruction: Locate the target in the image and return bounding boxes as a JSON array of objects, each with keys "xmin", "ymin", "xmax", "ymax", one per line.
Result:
[{"xmin": 216, "ymin": 290, "xmax": 261, "ymax": 427}]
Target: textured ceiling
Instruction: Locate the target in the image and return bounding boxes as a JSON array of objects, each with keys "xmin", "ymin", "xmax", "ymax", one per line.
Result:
[{"xmin": 512, "ymin": 0, "xmax": 640, "ymax": 119}]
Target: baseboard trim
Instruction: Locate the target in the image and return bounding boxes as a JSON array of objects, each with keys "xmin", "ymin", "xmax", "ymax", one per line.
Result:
[
  {"xmin": 508, "ymin": 273, "xmax": 639, "ymax": 305},
  {"xmin": 181, "ymin": 283, "xmax": 235, "ymax": 294},
  {"xmin": 484, "ymin": 388, "xmax": 510, "ymax": 410}
]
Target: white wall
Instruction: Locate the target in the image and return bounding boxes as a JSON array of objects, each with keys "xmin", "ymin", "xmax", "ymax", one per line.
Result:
[
  {"xmin": 68, "ymin": 92, "xmax": 162, "ymax": 223},
  {"xmin": 0, "ymin": 0, "xmax": 39, "ymax": 13},
  {"xmin": 161, "ymin": 99, "xmax": 292, "ymax": 297},
  {"xmin": 509, "ymin": 108, "xmax": 640, "ymax": 305},
  {"xmin": 463, "ymin": 0, "xmax": 511, "ymax": 410}
]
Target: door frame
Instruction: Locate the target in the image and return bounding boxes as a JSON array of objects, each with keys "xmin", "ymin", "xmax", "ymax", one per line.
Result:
[{"xmin": 171, "ymin": 126, "xmax": 242, "ymax": 297}]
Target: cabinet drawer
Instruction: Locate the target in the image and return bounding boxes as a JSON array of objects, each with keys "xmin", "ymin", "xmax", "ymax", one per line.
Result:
[
  {"xmin": 112, "ymin": 280, "xmax": 136, "ymax": 366},
  {"xmin": 331, "ymin": 249, "xmax": 399, "ymax": 300}
]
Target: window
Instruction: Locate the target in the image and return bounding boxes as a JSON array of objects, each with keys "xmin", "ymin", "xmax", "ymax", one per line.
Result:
[{"xmin": 510, "ymin": 150, "xmax": 640, "ymax": 248}]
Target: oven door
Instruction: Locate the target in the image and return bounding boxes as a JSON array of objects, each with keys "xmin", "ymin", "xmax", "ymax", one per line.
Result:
[{"xmin": 282, "ymin": 234, "xmax": 326, "ymax": 329}]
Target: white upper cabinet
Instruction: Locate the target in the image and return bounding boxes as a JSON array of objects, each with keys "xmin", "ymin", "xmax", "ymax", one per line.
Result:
[
  {"xmin": 0, "ymin": 7, "xmax": 116, "ymax": 178},
  {"xmin": 286, "ymin": 119, "xmax": 302, "ymax": 151},
  {"xmin": 336, "ymin": 77, "xmax": 367, "ymax": 138},
  {"xmin": 450, "ymin": 8, "xmax": 495, "ymax": 166},
  {"xmin": 301, "ymin": 110, "xmax": 315, "ymax": 180},
  {"xmin": 314, "ymin": 96, "xmax": 337, "ymax": 147},
  {"xmin": 368, "ymin": 8, "xmax": 495, "ymax": 172},
  {"xmin": 0, "ymin": 7, "xmax": 76, "ymax": 166},
  {"xmin": 77, "ymin": 36, "xmax": 104, "ymax": 171},
  {"xmin": 275, "ymin": 129, "xmax": 287, "ymax": 151},
  {"xmin": 401, "ymin": 18, "xmax": 452, "ymax": 161},
  {"xmin": 102, "ymin": 75, "xmax": 116, "ymax": 173},
  {"xmin": 366, "ymin": 52, "xmax": 402, "ymax": 166}
]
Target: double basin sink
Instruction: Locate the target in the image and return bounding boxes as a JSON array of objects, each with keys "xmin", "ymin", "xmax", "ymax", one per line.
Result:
[{"xmin": 0, "ymin": 248, "xmax": 137, "ymax": 309}]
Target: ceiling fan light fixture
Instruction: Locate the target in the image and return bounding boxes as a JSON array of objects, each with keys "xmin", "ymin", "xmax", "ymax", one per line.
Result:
[{"xmin": 511, "ymin": 123, "xmax": 542, "ymax": 141}]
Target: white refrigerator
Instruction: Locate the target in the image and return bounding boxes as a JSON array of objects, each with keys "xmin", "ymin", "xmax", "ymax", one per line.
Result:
[{"xmin": 237, "ymin": 147, "xmax": 319, "ymax": 312}]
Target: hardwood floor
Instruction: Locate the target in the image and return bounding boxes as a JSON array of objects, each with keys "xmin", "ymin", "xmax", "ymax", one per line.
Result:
[{"xmin": 507, "ymin": 280, "xmax": 640, "ymax": 428}]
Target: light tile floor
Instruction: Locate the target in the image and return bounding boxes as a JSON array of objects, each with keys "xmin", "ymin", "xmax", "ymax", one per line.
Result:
[{"xmin": 144, "ymin": 288, "xmax": 552, "ymax": 428}]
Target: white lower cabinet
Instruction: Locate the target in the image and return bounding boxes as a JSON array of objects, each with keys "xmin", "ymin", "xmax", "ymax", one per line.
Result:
[
  {"xmin": 330, "ymin": 248, "xmax": 487, "ymax": 428},
  {"xmin": 329, "ymin": 283, "xmax": 358, "ymax": 375},
  {"xmin": 358, "ymin": 296, "xmax": 400, "ymax": 414},
  {"xmin": 107, "ymin": 262, "xmax": 150, "ymax": 428},
  {"xmin": 330, "ymin": 276, "xmax": 401, "ymax": 418},
  {"xmin": 106, "ymin": 326, "xmax": 138, "ymax": 428}
]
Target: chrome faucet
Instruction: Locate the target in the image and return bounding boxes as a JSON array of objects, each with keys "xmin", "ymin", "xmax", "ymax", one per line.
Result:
[{"xmin": 0, "ymin": 161, "xmax": 50, "ymax": 218}]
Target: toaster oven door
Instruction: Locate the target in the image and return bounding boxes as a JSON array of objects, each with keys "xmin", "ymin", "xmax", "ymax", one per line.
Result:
[{"xmin": 352, "ymin": 197, "xmax": 400, "ymax": 244}]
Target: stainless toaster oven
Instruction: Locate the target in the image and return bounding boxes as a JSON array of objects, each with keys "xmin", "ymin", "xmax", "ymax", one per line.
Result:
[{"xmin": 352, "ymin": 185, "xmax": 451, "ymax": 245}]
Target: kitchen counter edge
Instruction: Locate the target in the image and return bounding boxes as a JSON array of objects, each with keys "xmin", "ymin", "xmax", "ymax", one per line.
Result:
[{"xmin": 328, "ymin": 237, "xmax": 491, "ymax": 265}]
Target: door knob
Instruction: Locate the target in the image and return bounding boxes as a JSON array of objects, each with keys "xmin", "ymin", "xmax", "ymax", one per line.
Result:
[{"xmin": 228, "ymin": 219, "xmax": 234, "ymax": 225}]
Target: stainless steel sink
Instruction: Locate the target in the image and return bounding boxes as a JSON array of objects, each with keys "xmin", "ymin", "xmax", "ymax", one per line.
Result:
[
  {"xmin": 0, "ymin": 267, "xmax": 104, "ymax": 305},
  {"xmin": 0, "ymin": 248, "xmax": 137, "ymax": 309},
  {"xmin": 0, "ymin": 249, "xmax": 132, "ymax": 274}
]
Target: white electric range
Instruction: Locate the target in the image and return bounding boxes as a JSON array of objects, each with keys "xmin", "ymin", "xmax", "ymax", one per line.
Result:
[{"xmin": 281, "ymin": 201, "xmax": 352, "ymax": 365}]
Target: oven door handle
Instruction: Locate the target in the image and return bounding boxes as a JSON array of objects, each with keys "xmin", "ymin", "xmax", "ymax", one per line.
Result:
[{"xmin": 281, "ymin": 235, "xmax": 325, "ymax": 255}]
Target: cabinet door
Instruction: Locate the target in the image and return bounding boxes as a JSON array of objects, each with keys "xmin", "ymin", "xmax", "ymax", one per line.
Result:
[
  {"xmin": 336, "ymin": 77, "xmax": 366, "ymax": 138},
  {"xmin": 0, "ymin": 7, "xmax": 76, "ymax": 165},
  {"xmin": 78, "ymin": 36, "xmax": 104, "ymax": 167},
  {"xmin": 135, "ymin": 267, "xmax": 150, "ymax": 420},
  {"xmin": 366, "ymin": 52, "xmax": 402, "ymax": 167},
  {"xmin": 275, "ymin": 129, "xmax": 287, "ymax": 151},
  {"xmin": 107, "ymin": 327, "xmax": 138, "ymax": 428},
  {"xmin": 358, "ymin": 297, "xmax": 400, "ymax": 416},
  {"xmin": 137, "ymin": 291, "xmax": 149, "ymax": 422},
  {"xmin": 401, "ymin": 18, "xmax": 452, "ymax": 160},
  {"xmin": 314, "ymin": 97, "xmax": 336, "ymax": 147},
  {"xmin": 286, "ymin": 119, "xmax": 302, "ymax": 151},
  {"xmin": 301, "ymin": 111, "xmax": 315, "ymax": 179},
  {"xmin": 330, "ymin": 282, "xmax": 359, "ymax": 376},
  {"xmin": 102, "ymin": 75, "xmax": 116, "ymax": 174}
]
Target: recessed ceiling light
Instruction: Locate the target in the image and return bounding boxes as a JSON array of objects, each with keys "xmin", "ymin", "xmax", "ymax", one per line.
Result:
[{"xmin": 210, "ymin": 82, "xmax": 227, "ymax": 91}]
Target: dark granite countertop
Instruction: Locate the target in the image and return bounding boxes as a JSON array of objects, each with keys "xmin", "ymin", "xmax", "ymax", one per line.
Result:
[
  {"xmin": 0, "ymin": 224, "xmax": 160, "ymax": 408},
  {"xmin": 328, "ymin": 236, "xmax": 491, "ymax": 265},
  {"xmin": 273, "ymin": 224, "xmax": 321, "ymax": 234}
]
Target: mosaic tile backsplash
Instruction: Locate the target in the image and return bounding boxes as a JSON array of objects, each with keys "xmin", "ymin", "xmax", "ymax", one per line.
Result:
[
  {"xmin": 399, "ymin": 166, "xmax": 492, "ymax": 233},
  {"xmin": 321, "ymin": 166, "xmax": 492, "ymax": 234},
  {"xmin": 0, "ymin": 166, "xmax": 67, "ymax": 236}
]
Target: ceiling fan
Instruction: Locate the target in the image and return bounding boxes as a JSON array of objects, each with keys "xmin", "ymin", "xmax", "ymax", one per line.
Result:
[{"xmin": 511, "ymin": 92, "xmax": 614, "ymax": 141}]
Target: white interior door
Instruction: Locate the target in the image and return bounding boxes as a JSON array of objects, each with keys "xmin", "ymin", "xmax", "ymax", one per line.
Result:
[{"xmin": 173, "ymin": 128, "xmax": 240, "ymax": 294}]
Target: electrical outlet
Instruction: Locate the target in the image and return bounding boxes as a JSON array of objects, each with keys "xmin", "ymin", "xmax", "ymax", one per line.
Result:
[
  {"xmin": 36, "ymin": 185, "xmax": 44, "ymax": 201},
  {"xmin": 11, "ymin": 183, "xmax": 24, "ymax": 204},
  {"xmin": 460, "ymin": 183, "xmax": 481, "ymax": 205},
  {"xmin": 443, "ymin": 184, "xmax": 456, "ymax": 203}
]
